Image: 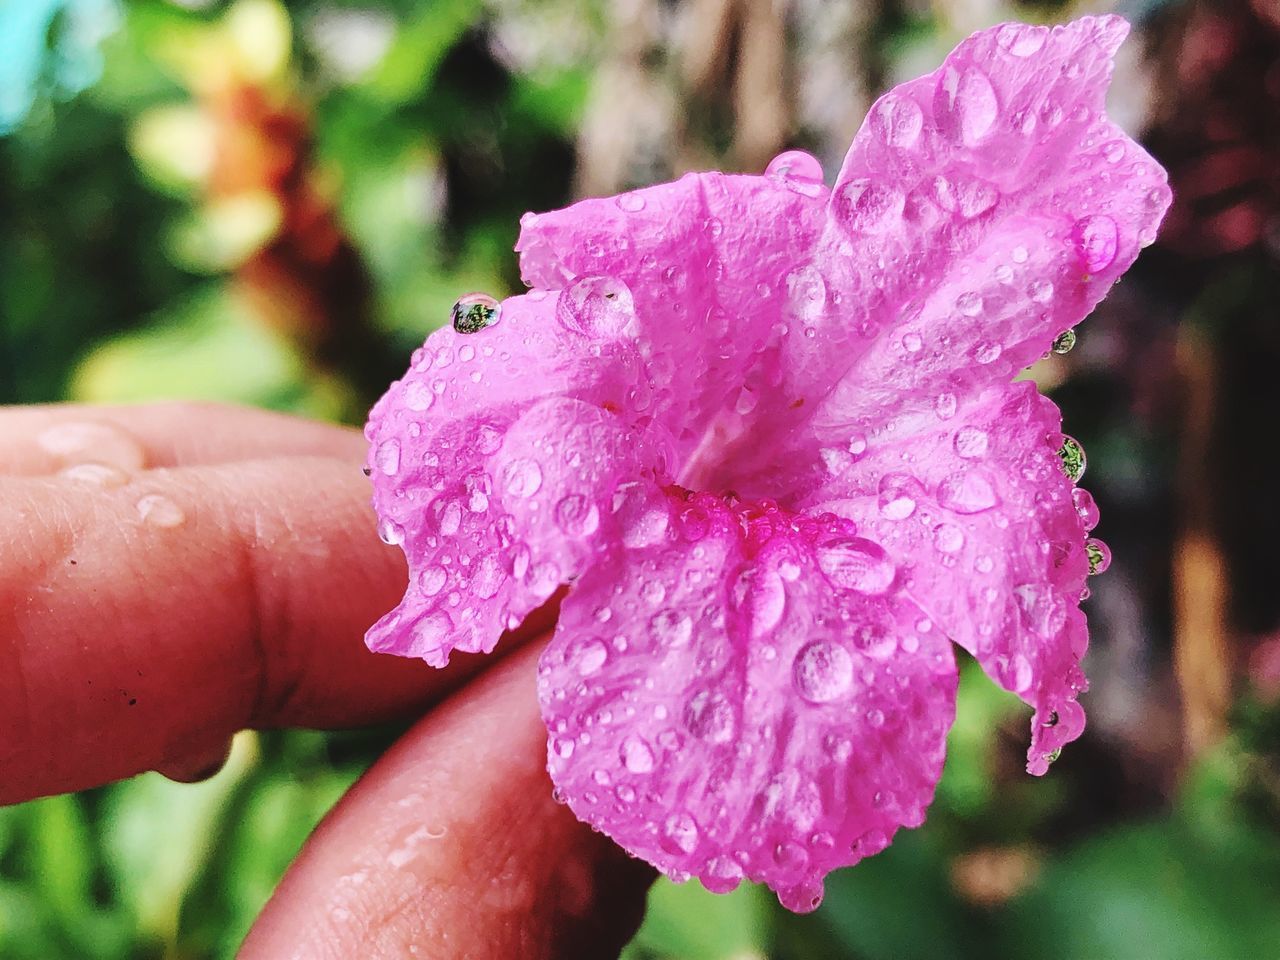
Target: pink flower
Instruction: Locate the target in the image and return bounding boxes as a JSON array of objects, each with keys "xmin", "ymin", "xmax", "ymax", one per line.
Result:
[{"xmin": 364, "ymin": 16, "xmax": 1170, "ymax": 912}]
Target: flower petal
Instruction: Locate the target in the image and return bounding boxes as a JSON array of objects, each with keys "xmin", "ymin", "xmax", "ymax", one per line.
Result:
[
  {"xmin": 803, "ymin": 16, "xmax": 1171, "ymax": 430},
  {"xmin": 515, "ymin": 169, "xmax": 830, "ymax": 477},
  {"xmin": 801, "ymin": 381, "xmax": 1091, "ymax": 772},
  {"xmin": 537, "ymin": 489, "xmax": 957, "ymax": 911},
  {"xmin": 365, "ymin": 293, "xmax": 673, "ymax": 664}
]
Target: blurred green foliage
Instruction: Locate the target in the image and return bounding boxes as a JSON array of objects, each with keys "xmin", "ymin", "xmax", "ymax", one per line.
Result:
[{"xmin": 3, "ymin": 1, "xmax": 1280, "ymax": 958}]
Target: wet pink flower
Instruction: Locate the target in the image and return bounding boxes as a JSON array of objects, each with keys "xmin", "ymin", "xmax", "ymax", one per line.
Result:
[{"xmin": 364, "ymin": 16, "xmax": 1170, "ymax": 912}]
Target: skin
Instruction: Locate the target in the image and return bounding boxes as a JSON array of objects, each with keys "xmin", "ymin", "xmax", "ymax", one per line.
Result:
[{"xmin": 0, "ymin": 402, "xmax": 653, "ymax": 959}]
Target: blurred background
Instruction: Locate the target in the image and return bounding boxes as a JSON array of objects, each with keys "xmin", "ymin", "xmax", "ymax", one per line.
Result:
[{"xmin": 2, "ymin": 0, "xmax": 1279, "ymax": 956}]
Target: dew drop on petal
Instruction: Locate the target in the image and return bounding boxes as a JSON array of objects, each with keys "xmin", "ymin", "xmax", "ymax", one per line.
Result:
[
  {"xmin": 935, "ymin": 65, "xmax": 998, "ymax": 145},
  {"xmin": 765, "ymin": 150, "xmax": 825, "ymax": 194},
  {"xmin": 997, "ymin": 22, "xmax": 1047, "ymax": 56},
  {"xmin": 451, "ymin": 293, "xmax": 501, "ymax": 334},
  {"xmin": 649, "ymin": 610, "xmax": 693, "ymax": 648},
  {"xmin": 954, "ymin": 426, "xmax": 990, "ymax": 459},
  {"xmin": 1029, "ymin": 280, "xmax": 1054, "ymax": 304},
  {"xmin": 870, "ymin": 94, "xmax": 924, "ymax": 148},
  {"xmin": 1052, "ymin": 329, "xmax": 1077, "ymax": 354},
  {"xmin": 878, "ymin": 473, "xmax": 921, "ymax": 520},
  {"xmin": 792, "ymin": 641, "xmax": 854, "ymax": 703},
  {"xmin": 933, "ymin": 523, "xmax": 965, "ymax": 553},
  {"xmin": 1072, "ymin": 487, "xmax": 1100, "ymax": 530},
  {"xmin": 502, "ymin": 458, "xmax": 543, "ymax": 497},
  {"xmin": 620, "ymin": 735, "xmax": 656, "ymax": 773},
  {"xmin": 556, "ymin": 276, "xmax": 637, "ymax": 338},
  {"xmin": 683, "ymin": 689, "xmax": 736, "ymax": 743},
  {"xmin": 836, "ymin": 179, "xmax": 905, "ymax": 234},
  {"xmin": 570, "ymin": 638, "xmax": 609, "ymax": 676},
  {"xmin": 1085, "ymin": 537, "xmax": 1112, "ymax": 575},
  {"xmin": 378, "ymin": 517, "xmax": 405, "ymax": 545},
  {"xmin": 815, "ymin": 538, "xmax": 897, "ymax": 595},
  {"xmin": 375, "ymin": 438, "xmax": 401, "ymax": 475},
  {"xmin": 555, "ymin": 494, "xmax": 601, "ymax": 536},
  {"xmin": 1058, "ymin": 436, "xmax": 1087, "ymax": 482},
  {"xmin": 471, "ymin": 555, "xmax": 504, "ymax": 599},
  {"xmin": 661, "ymin": 813, "xmax": 700, "ymax": 855},
  {"xmin": 616, "ymin": 192, "xmax": 646, "ymax": 212},
  {"xmin": 936, "ymin": 471, "xmax": 999, "ymax": 514},
  {"xmin": 419, "ymin": 565, "xmax": 448, "ymax": 596},
  {"xmin": 1073, "ymin": 215, "xmax": 1119, "ymax": 272}
]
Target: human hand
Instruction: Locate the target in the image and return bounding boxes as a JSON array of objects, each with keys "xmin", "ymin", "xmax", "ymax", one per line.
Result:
[{"xmin": 0, "ymin": 402, "xmax": 652, "ymax": 959}]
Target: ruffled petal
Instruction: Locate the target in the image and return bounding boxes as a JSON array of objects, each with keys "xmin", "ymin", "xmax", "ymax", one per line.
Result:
[
  {"xmin": 515, "ymin": 168, "xmax": 830, "ymax": 477},
  {"xmin": 365, "ymin": 293, "xmax": 674, "ymax": 664},
  {"xmin": 803, "ymin": 16, "xmax": 1170, "ymax": 425},
  {"xmin": 800, "ymin": 381, "xmax": 1091, "ymax": 773},
  {"xmin": 537, "ymin": 489, "xmax": 957, "ymax": 911}
]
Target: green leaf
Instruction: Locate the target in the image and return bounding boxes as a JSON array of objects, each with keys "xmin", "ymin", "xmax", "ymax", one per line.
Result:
[{"xmin": 624, "ymin": 878, "xmax": 773, "ymax": 960}]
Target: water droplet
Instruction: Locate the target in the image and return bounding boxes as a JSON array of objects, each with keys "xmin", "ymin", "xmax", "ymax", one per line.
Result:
[
  {"xmin": 451, "ymin": 293, "xmax": 501, "ymax": 333},
  {"xmin": 934, "ymin": 66, "xmax": 998, "ymax": 145},
  {"xmin": 556, "ymin": 276, "xmax": 637, "ymax": 338},
  {"xmin": 936, "ymin": 471, "xmax": 999, "ymax": 514},
  {"xmin": 375, "ymin": 439, "xmax": 401, "ymax": 475},
  {"xmin": 955, "ymin": 292, "xmax": 983, "ymax": 316},
  {"xmin": 973, "ymin": 340, "xmax": 1002, "ymax": 364},
  {"xmin": 934, "ymin": 392, "xmax": 958, "ymax": 420},
  {"xmin": 620, "ymin": 735, "xmax": 655, "ymax": 773},
  {"xmin": 1052, "ymin": 329, "xmax": 1077, "ymax": 354},
  {"xmin": 865, "ymin": 707, "xmax": 886, "ymax": 727},
  {"xmin": 471, "ymin": 555, "xmax": 504, "ymax": 599},
  {"xmin": 1085, "ymin": 537, "xmax": 1111, "ymax": 575},
  {"xmin": 773, "ymin": 841, "xmax": 808, "ymax": 872},
  {"xmin": 901, "ymin": 332, "xmax": 923, "ymax": 353},
  {"xmin": 1029, "ymin": 280, "xmax": 1054, "ymax": 304},
  {"xmin": 933, "ymin": 523, "xmax": 965, "ymax": 553},
  {"xmin": 419, "ymin": 566, "xmax": 448, "ymax": 596},
  {"xmin": 378, "ymin": 517, "xmax": 405, "ymax": 545},
  {"xmin": 649, "ymin": 610, "xmax": 693, "ymax": 648},
  {"xmin": 997, "ymin": 22, "xmax": 1047, "ymax": 56},
  {"xmin": 136, "ymin": 494, "xmax": 185, "ymax": 528},
  {"xmin": 37, "ymin": 421, "xmax": 146, "ymax": 471},
  {"xmin": 1012, "ymin": 654, "xmax": 1034, "ymax": 693},
  {"xmin": 552, "ymin": 736, "xmax": 575, "ymax": 759},
  {"xmin": 1012, "ymin": 245, "xmax": 1029, "ymax": 264},
  {"xmin": 1103, "ymin": 140, "xmax": 1126, "ymax": 164},
  {"xmin": 403, "ymin": 380, "xmax": 434, "ymax": 411},
  {"xmin": 501, "ymin": 458, "xmax": 543, "ymax": 497},
  {"xmin": 568, "ymin": 637, "xmax": 608, "ymax": 676},
  {"xmin": 848, "ymin": 434, "xmax": 868, "ymax": 458},
  {"xmin": 1072, "ymin": 487, "xmax": 1100, "ymax": 530},
  {"xmin": 836, "ymin": 178, "xmax": 905, "ymax": 234},
  {"xmin": 438, "ymin": 500, "xmax": 462, "ymax": 535},
  {"xmin": 877, "ymin": 473, "xmax": 921, "ymax": 520},
  {"xmin": 954, "ymin": 426, "xmax": 989, "ymax": 459},
  {"xmin": 766, "ymin": 149, "xmax": 824, "ymax": 186},
  {"xmin": 683, "ymin": 689, "xmax": 736, "ymax": 743},
  {"xmin": 616, "ymin": 192, "xmax": 646, "ymax": 212},
  {"xmin": 870, "ymin": 94, "xmax": 924, "ymax": 147},
  {"xmin": 555, "ymin": 494, "xmax": 600, "ymax": 537},
  {"xmin": 704, "ymin": 217, "xmax": 724, "ymax": 239},
  {"xmin": 58, "ymin": 463, "xmax": 129, "ymax": 487},
  {"xmin": 661, "ymin": 813, "xmax": 699, "ymax": 855},
  {"xmin": 1058, "ymin": 436, "xmax": 1087, "ymax": 482},
  {"xmin": 793, "ymin": 641, "xmax": 854, "ymax": 703},
  {"xmin": 815, "ymin": 538, "xmax": 897, "ymax": 594},
  {"xmin": 734, "ymin": 565, "xmax": 787, "ymax": 639},
  {"xmin": 785, "ymin": 265, "xmax": 827, "ymax": 321},
  {"xmin": 1073, "ymin": 215, "xmax": 1119, "ymax": 272},
  {"xmin": 703, "ymin": 855, "xmax": 743, "ymax": 892}
]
